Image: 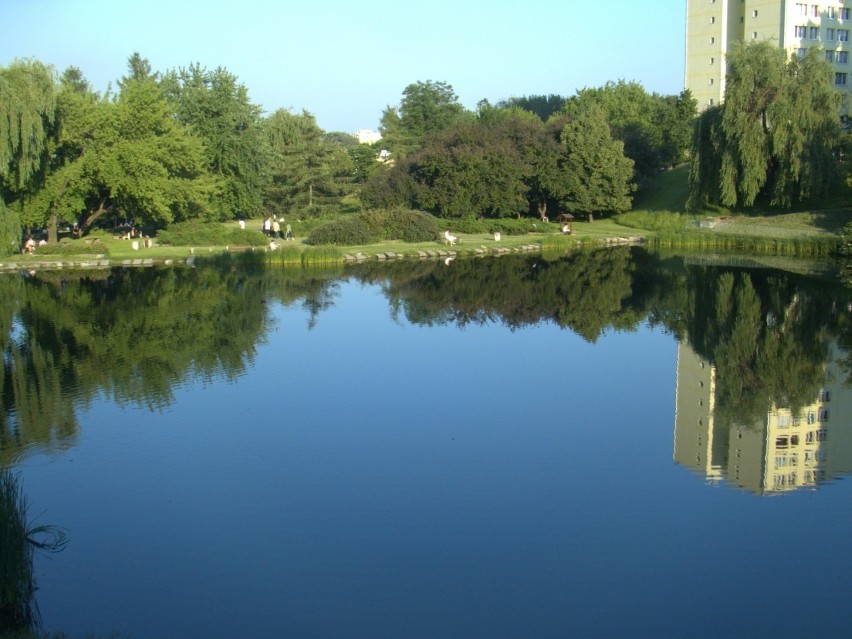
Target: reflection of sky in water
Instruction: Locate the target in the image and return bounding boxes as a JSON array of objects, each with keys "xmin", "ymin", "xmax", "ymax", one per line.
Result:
[{"xmin": 13, "ymin": 279, "xmax": 852, "ymax": 639}]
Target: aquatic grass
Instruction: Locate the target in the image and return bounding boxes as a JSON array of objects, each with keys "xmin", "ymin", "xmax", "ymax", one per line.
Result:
[
  {"xmin": 263, "ymin": 245, "xmax": 344, "ymax": 266},
  {"xmin": 648, "ymin": 231, "xmax": 839, "ymax": 257},
  {"xmin": 0, "ymin": 470, "xmax": 67, "ymax": 634}
]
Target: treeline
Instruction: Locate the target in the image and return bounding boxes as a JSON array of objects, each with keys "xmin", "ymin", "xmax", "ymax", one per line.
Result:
[
  {"xmin": 3, "ymin": 43, "xmax": 851, "ymax": 255},
  {"xmin": 0, "ymin": 52, "xmax": 697, "ymax": 254}
]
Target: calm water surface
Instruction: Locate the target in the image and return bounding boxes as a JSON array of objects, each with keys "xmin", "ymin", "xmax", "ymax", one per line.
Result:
[{"xmin": 3, "ymin": 250, "xmax": 852, "ymax": 638}]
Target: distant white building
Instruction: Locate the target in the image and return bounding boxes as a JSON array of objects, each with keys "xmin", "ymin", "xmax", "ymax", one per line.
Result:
[{"xmin": 354, "ymin": 129, "xmax": 382, "ymax": 144}]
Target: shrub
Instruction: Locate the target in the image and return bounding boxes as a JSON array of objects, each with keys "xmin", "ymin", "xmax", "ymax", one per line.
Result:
[
  {"xmin": 444, "ymin": 217, "xmax": 548, "ymax": 235},
  {"xmin": 33, "ymin": 240, "xmax": 110, "ymax": 256},
  {"xmin": 156, "ymin": 222, "xmax": 267, "ymax": 247},
  {"xmin": 306, "ymin": 208, "xmax": 440, "ymax": 245},
  {"xmin": 305, "ymin": 217, "xmax": 375, "ymax": 246}
]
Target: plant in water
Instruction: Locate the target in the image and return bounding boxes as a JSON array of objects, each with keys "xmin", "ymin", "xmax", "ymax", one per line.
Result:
[{"xmin": 0, "ymin": 470, "xmax": 67, "ymax": 635}]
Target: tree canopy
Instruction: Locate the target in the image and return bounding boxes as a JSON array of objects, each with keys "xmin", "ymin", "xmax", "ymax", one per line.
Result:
[{"xmin": 689, "ymin": 42, "xmax": 842, "ymax": 209}]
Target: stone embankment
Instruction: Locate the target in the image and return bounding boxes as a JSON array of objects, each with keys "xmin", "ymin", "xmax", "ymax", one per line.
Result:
[{"xmin": 0, "ymin": 236, "xmax": 645, "ymax": 271}]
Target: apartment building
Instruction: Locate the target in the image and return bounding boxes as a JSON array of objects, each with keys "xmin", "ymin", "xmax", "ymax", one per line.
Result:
[
  {"xmin": 685, "ymin": 0, "xmax": 852, "ymax": 111},
  {"xmin": 673, "ymin": 341, "xmax": 852, "ymax": 494}
]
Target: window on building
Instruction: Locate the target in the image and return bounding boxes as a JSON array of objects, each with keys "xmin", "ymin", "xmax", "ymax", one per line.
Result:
[
  {"xmin": 840, "ymin": 29, "xmax": 850, "ymax": 41},
  {"xmin": 828, "ymin": 6, "xmax": 836, "ymax": 19},
  {"xmin": 710, "ymin": 16, "xmax": 715, "ymax": 24},
  {"xmin": 708, "ymin": 78, "xmax": 714, "ymax": 85},
  {"xmin": 753, "ymin": 10, "xmax": 758, "ymax": 17},
  {"xmin": 799, "ymin": 47, "xmax": 809, "ymax": 57},
  {"xmin": 796, "ymin": 25, "xmax": 807, "ymax": 38},
  {"xmin": 752, "ymin": 31, "xmax": 759, "ymax": 39},
  {"xmin": 796, "ymin": 3, "xmax": 808, "ymax": 16},
  {"xmin": 827, "ymin": 27, "xmax": 836, "ymax": 40},
  {"xmin": 839, "ymin": 51, "xmax": 849, "ymax": 64},
  {"xmin": 842, "ymin": 8, "xmax": 851, "ymax": 20},
  {"xmin": 710, "ymin": 36, "xmax": 715, "ymax": 44},
  {"xmin": 809, "ymin": 26, "xmax": 820, "ymax": 39},
  {"xmin": 827, "ymin": 50, "xmax": 836, "ymax": 62},
  {"xmin": 812, "ymin": 5, "xmax": 820, "ymax": 18},
  {"xmin": 709, "ymin": 57, "xmax": 715, "ymax": 65},
  {"xmin": 835, "ymin": 72, "xmax": 848, "ymax": 85}
]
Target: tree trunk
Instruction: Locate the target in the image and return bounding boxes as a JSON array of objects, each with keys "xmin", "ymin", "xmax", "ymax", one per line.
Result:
[
  {"xmin": 308, "ymin": 183, "xmax": 313, "ymax": 208},
  {"xmin": 538, "ymin": 201, "xmax": 548, "ymax": 222},
  {"xmin": 80, "ymin": 201, "xmax": 109, "ymax": 236},
  {"xmin": 47, "ymin": 213, "xmax": 58, "ymax": 243},
  {"xmin": 588, "ymin": 212, "xmax": 594, "ymax": 223}
]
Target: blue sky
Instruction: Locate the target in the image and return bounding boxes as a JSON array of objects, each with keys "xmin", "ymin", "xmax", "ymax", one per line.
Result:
[{"xmin": 1, "ymin": 0, "xmax": 687, "ymax": 133}]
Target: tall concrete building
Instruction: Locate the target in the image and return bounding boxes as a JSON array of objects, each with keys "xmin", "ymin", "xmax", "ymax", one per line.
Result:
[
  {"xmin": 685, "ymin": 0, "xmax": 852, "ymax": 111},
  {"xmin": 674, "ymin": 341, "xmax": 852, "ymax": 494}
]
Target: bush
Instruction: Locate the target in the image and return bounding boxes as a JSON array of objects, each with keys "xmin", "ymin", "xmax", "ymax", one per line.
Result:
[
  {"xmin": 304, "ymin": 217, "xmax": 375, "ymax": 246},
  {"xmin": 360, "ymin": 208, "xmax": 440, "ymax": 243},
  {"xmin": 156, "ymin": 222, "xmax": 267, "ymax": 247},
  {"xmin": 444, "ymin": 217, "xmax": 548, "ymax": 235},
  {"xmin": 33, "ymin": 240, "xmax": 110, "ymax": 256},
  {"xmin": 306, "ymin": 208, "xmax": 440, "ymax": 245}
]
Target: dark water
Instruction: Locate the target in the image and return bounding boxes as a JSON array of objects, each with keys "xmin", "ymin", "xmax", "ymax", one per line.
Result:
[{"xmin": 3, "ymin": 249, "xmax": 852, "ymax": 638}]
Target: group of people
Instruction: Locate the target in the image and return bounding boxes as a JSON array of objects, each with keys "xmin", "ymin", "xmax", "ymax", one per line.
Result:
[
  {"xmin": 262, "ymin": 216, "xmax": 293, "ymax": 241},
  {"xmin": 22, "ymin": 236, "xmax": 47, "ymax": 254}
]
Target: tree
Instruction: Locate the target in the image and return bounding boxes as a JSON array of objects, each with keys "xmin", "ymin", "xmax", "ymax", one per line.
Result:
[
  {"xmin": 379, "ymin": 80, "xmax": 472, "ymax": 158},
  {"xmin": 406, "ymin": 120, "xmax": 530, "ymax": 219},
  {"xmin": 689, "ymin": 42, "xmax": 841, "ymax": 209},
  {"xmin": 561, "ymin": 81, "xmax": 696, "ymax": 185},
  {"xmin": 556, "ymin": 104, "xmax": 635, "ymax": 221},
  {"xmin": 495, "ymin": 94, "xmax": 567, "ymax": 122},
  {"xmin": 162, "ymin": 64, "xmax": 269, "ymax": 219},
  {"xmin": 263, "ymin": 109, "xmax": 336, "ymax": 216},
  {"xmin": 0, "ymin": 59, "xmax": 56, "ymax": 255}
]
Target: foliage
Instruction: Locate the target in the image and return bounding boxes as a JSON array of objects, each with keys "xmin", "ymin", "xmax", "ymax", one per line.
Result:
[
  {"xmin": 0, "ymin": 59, "xmax": 57, "ymax": 255},
  {"xmin": 31, "ymin": 239, "xmax": 110, "ymax": 255},
  {"xmin": 406, "ymin": 120, "xmax": 530, "ymax": 219},
  {"xmin": 689, "ymin": 42, "xmax": 841, "ymax": 209},
  {"xmin": 155, "ymin": 221, "xmax": 267, "ymax": 247},
  {"xmin": 494, "ymin": 94, "xmax": 568, "ymax": 122},
  {"xmin": 161, "ymin": 63, "xmax": 270, "ymax": 219},
  {"xmin": 304, "ymin": 216, "xmax": 375, "ymax": 246},
  {"xmin": 263, "ymin": 109, "xmax": 338, "ymax": 217},
  {"xmin": 555, "ymin": 104, "xmax": 635, "ymax": 219},
  {"xmin": 379, "ymin": 80, "xmax": 473, "ymax": 158},
  {"xmin": 305, "ymin": 208, "xmax": 439, "ymax": 245},
  {"xmin": 561, "ymin": 81, "xmax": 696, "ymax": 183},
  {"xmin": 0, "ymin": 470, "xmax": 67, "ymax": 635}
]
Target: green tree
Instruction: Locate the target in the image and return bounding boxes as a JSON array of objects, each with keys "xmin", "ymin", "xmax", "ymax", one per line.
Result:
[
  {"xmin": 689, "ymin": 42, "xmax": 841, "ymax": 208},
  {"xmin": 263, "ymin": 109, "xmax": 336, "ymax": 216},
  {"xmin": 405, "ymin": 120, "xmax": 530, "ymax": 219},
  {"xmin": 562, "ymin": 81, "xmax": 696, "ymax": 185},
  {"xmin": 379, "ymin": 80, "xmax": 472, "ymax": 158},
  {"xmin": 162, "ymin": 64, "xmax": 270, "ymax": 219},
  {"xmin": 494, "ymin": 94, "xmax": 567, "ymax": 122},
  {"xmin": 0, "ymin": 59, "xmax": 56, "ymax": 255},
  {"xmin": 556, "ymin": 104, "xmax": 635, "ymax": 221}
]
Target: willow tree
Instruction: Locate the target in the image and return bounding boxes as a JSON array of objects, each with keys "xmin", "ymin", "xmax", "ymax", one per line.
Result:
[
  {"xmin": 689, "ymin": 42, "xmax": 841, "ymax": 209},
  {"xmin": 0, "ymin": 60, "xmax": 56, "ymax": 255}
]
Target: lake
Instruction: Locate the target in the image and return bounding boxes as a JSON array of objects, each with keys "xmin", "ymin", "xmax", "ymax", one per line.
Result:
[{"xmin": 3, "ymin": 248, "xmax": 852, "ymax": 638}]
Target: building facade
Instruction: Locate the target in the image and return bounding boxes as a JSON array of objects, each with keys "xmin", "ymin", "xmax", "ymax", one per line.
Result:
[{"xmin": 685, "ymin": 0, "xmax": 852, "ymax": 111}]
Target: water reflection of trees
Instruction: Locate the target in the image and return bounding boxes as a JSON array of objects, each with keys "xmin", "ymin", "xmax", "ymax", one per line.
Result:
[
  {"xmin": 349, "ymin": 250, "xmax": 852, "ymax": 425},
  {"xmin": 0, "ymin": 255, "xmax": 340, "ymax": 466},
  {"xmin": 3, "ymin": 249, "xmax": 852, "ymax": 465}
]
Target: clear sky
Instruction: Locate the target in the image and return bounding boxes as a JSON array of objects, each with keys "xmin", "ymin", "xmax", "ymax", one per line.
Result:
[{"xmin": 1, "ymin": 0, "xmax": 687, "ymax": 133}]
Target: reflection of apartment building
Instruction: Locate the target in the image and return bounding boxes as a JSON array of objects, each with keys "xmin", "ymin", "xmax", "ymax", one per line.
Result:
[
  {"xmin": 674, "ymin": 341, "xmax": 852, "ymax": 494},
  {"xmin": 685, "ymin": 0, "xmax": 852, "ymax": 111}
]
